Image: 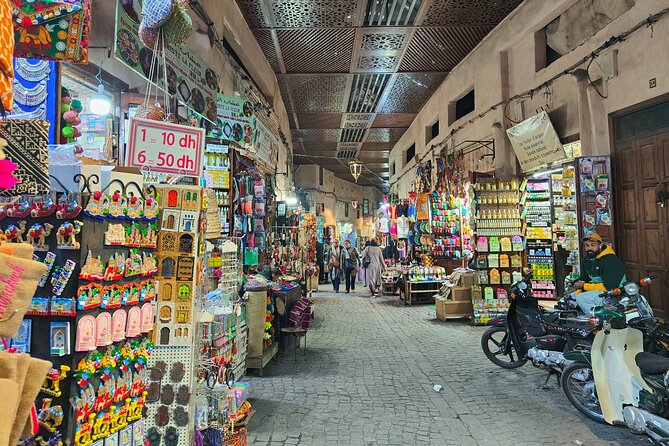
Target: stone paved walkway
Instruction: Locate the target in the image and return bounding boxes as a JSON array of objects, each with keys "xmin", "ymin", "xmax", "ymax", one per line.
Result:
[{"xmin": 246, "ymin": 291, "xmax": 645, "ymax": 446}]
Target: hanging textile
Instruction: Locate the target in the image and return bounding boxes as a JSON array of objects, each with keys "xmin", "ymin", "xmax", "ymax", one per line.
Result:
[
  {"xmin": 0, "ymin": 119, "xmax": 50, "ymax": 195},
  {"xmin": 0, "ymin": 0, "xmax": 15, "ymax": 112},
  {"xmin": 12, "ymin": 0, "xmax": 91, "ymax": 63}
]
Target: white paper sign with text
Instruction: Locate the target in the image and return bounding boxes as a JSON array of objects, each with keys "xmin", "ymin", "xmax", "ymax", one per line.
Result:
[{"xmin": 127, "ymin": 118, "xmax": 204, "ymax": 177}]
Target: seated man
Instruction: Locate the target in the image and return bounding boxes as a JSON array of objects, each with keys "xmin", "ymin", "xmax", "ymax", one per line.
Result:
[{"xmin": 572, "ymin": 232, "xmax": 626, "ymax": 314}]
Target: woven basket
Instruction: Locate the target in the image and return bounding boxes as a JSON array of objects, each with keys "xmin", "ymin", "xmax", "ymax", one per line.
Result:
[
  {"xmin": 162, "ymin": 1, "xmax": 192, "ymax": 44},
  {"xmin": 141, "ymin": 0, "xmax": 175, "ymax": 28}
]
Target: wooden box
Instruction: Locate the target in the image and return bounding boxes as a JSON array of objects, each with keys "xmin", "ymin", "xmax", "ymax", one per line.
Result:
[{"xmin": 436, "ymin": 287, "xmax": 473, "ymax": 320}]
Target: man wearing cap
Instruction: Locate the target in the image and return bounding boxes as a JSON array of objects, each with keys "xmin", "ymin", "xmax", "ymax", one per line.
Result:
[{"xmin": 572, "ymin": 232, "xmax": 627, "ymax": 314}]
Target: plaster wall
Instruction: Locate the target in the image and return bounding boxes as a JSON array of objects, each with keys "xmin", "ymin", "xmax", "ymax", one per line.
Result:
[{"xmin": 390, "ymin": 0, "xmax": 669, "ymax": 196}]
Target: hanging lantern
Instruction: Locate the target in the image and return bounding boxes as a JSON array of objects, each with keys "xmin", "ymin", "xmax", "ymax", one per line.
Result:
[
  {"xmin": 348, "ymin": 160, "xmax": 363, "ymax": 182},
  {"xmin": 351, "ymin": 200, "xmax": 358, "ymax": 209}
]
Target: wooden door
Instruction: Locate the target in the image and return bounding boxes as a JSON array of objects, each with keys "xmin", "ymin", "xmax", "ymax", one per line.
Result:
[{"xmin": 614, "ymin": 130, "xmax": 669, "ymax": 316}]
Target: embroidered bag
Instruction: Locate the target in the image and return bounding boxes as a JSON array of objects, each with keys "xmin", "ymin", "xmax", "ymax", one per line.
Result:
[{"xmin": 13, "ymin": 0, "xmax": 91, "ymax": 63}]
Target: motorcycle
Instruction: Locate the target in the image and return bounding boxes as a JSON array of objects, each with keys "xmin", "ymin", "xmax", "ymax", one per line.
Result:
[
  {"xmin": 561, "ymin": 278, "xmax": 669, "ymax": 437},
  {"xmin": 481, "ymin": 274, "xmax": 599, "ymax": 378}
]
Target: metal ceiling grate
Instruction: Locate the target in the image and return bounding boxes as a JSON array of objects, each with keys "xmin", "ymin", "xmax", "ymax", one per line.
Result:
[
  {"xmin": 364, "ymin": 0, "xmax": 424, "ymax": 26},
  {"xmin": 357, "ymin": 55, "xmax": 398, "ymax": 71},
  {"xmin": 292, "ymin": 128, "xmax": 342, "ymax": 142},
  {"xmin": 272, "ymin": 0, "xmax": 359, "ymax": 27},
  {"xmin": 360, "ymin": 32, "xmax": 407, "ymax": 51},
  {"xmin": 286, "ymin": 75, "xmax": 348, "ymax": 113},
  {"xmin": 236, "ymin": 0, "xmax": 271, "ymax": 28},
  {"xmin": 252, "ymin": 29, "xmax": 281, "ymax": 73},
  {"xmin": 336, "ymin": 150, "xmax": 358, "ymax": 159},
  {"xmin": 277, "ymin": 77, "xmax": 294, "ymax": 113},
  {"xmin": 340, "ymin": 128, "xmax": 366, "ymax": 143},
  {"xmin": 277, "ymin": 29, "xmax": 355, "ymax": 73},
  {"xmin": 358, "ymin": 150, "xmax": 390, "ymax": 158},
  {"xmin": 347, "ymin": 74, "xmax": 391, "ymax": 114},
  {"xmin": 420, "ymin": 0, "xmax": 522, "ymax": 26},
  {"xmin": 399, "ymin": 26, "xmax": 494, "ymax": 72},
  {"xmin": 378, "ymin": 73, "xmax": 447, "ymax": 113},
  {"xmin": 365, "ymin": 127, "xmax": 407, "ymax": 142}
]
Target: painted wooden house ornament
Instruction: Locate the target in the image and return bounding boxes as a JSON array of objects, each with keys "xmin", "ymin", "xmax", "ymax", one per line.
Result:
[
  {"xmin": 112, "ymin": 310, "xmax": 127, "ymax": 342},
  {"xmin": 76, "ymin": 315, "xmax": 97, "ymax": 351},
  {"xmin": 96, "ymin": 313, "xmax": 113, "ymax": 347}
]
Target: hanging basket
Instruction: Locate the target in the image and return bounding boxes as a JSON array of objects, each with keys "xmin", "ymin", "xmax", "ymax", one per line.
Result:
[
  {"xmin": 162, "ymin": 1, "xmax": 192, "ymax": 44},
  {"xmin": 141, "ymin": 0, "xmax": 175, "ymax": 28}
]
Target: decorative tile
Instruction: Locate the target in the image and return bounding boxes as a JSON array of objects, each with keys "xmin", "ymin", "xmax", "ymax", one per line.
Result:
[{"xmin": 272, "ymin": 0, "xmax": 358, "ymax": 27}]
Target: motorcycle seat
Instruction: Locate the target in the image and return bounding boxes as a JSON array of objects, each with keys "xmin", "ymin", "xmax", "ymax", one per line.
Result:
[{"xmin": 635, "ymin": 352, "xmax": 669, "ymax": 374}]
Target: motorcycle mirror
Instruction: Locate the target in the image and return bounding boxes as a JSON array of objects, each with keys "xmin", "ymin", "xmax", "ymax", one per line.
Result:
[{"xmin": 664, "ymin": 369, "xmax": 669, "ymax": 388}]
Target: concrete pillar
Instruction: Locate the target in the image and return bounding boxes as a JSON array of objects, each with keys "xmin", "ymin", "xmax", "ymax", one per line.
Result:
[{"xmin": 572, "ymin": 69, "xmax": 594, "ymax": 155}]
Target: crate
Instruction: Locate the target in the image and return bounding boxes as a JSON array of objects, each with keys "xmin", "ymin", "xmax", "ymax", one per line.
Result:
[
  {"xmin": 460, "ymin": 272, "xmax": 476, "ymax": 288},
  {"xmin": 436, "ymin": 287, "xmax": 472, "ymax": 320}
]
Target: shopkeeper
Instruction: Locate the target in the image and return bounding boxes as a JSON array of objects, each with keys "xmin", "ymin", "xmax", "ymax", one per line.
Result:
[{"xmin": 572, "ymin": 232, "xmax": 627, "ymax": 314}]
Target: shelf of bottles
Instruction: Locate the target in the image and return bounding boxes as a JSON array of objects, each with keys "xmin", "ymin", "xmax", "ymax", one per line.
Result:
[
  {"xmin": 522, "ymin": 178, "xmax": 556, "ymax": 299},
  {"xmin": 204, "ymin": 143, "xmax": 232, "ymax": 235},
  {"xmin": 472, "ymin": 179, "xmax": 524, "ymax": 324},
  {"xmin": 551, "ymin": 167, "xmax": 580, "ymax": 280}
]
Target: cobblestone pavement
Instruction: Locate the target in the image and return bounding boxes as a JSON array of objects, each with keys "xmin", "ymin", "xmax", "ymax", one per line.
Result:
[{"xmin": 246, "ymin": 292, "xmax": 646, "ymax": 446}]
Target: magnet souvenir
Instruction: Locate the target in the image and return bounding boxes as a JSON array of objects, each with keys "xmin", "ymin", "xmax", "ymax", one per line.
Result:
[
  {"xmin": 76, "ymin": 315, "xmax": 97, "ymax": 352},
  {"xmin": 56, "ymin": 220, "xmax": 83, "ymax": 249}
]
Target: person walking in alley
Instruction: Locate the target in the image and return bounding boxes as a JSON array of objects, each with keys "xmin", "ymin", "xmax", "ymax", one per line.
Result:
[
  {"xmin": 362, "ymin": 239, "xmax": 385, "ymax": 297},
  {"xmin": 328, "ymin": 239, "xmax": 344, "ymax": 293},
  {"xmin": 343, "ymin": 239, "xmax": 360, "ymax": 293}
]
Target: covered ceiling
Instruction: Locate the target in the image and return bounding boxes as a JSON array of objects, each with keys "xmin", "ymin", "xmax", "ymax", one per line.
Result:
[{"xmin": 235, "ymin": 0, "xmax": 523, "ymax": 190}]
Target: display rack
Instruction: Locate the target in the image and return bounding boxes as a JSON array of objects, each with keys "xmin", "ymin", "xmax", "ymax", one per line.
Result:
[
  {"xmin": 203, "ymin": 142, "xmax": 233, "ymax": 236},
  {"xmin": 523, "ymin": 178, "xmax": 557, "ymax": 299},
  {"xmin": 472, "ymin": 178, "xmax": 523, "ymax": 324},
  {"xmin": 551, "ymin": 167, "xmax": 580, "ymax": 295}
]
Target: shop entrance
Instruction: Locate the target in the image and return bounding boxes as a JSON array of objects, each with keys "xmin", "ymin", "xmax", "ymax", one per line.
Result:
[{"xmin": 613, "ymin": 99, "xmax": 669, "ymax": 316}]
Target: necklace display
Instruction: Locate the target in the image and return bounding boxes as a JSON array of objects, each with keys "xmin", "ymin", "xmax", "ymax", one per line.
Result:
[
  {"xmin": 12, "ymin": 79, "xmax": 47, "ymax": 107},
  {"xmin": 8, "ymin": 102, "xmax": 47, "ymax": 119},
  {"xmin": 14, "ymin": 59, "xmax": 51, "ymax": 83}
]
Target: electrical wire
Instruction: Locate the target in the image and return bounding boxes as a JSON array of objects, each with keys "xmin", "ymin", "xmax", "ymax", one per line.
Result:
[{"xmin": 388, "ymin": 6, "xmax": 669, "ymax": 190}]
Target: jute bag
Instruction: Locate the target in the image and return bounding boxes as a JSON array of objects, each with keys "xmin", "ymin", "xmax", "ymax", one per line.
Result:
[{"xmin": 0, "ymin": 251, "xmax": 47, "ymax": 338}]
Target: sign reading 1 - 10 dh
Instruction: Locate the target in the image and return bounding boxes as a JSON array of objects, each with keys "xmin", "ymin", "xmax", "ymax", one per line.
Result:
[{"xmin": 127, "ymin": 118, "xmax": 204, "ymax": 177}]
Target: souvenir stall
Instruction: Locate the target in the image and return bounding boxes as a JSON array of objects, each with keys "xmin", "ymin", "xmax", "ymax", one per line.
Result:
[
  {"xmin": 269, "ymin": 204, "xmax": 304, "ymax": 277},
  {"xmin": 0, "ymin": 172, "xmax": 159, "ymax": 446},
  {"xmin": 301, "ymin": 213, "xmax": 318, "ymax": 293},
  {"xmin": 472, "ymin": 178, "xmax": 523, "ymax": 325},
  {"xmin": 231, "ymin": 154, "xmax": 268, "ymax": 269},
  {"xmin": 194, "ymin": 239, "xmax": 251, "ymax": 446}
]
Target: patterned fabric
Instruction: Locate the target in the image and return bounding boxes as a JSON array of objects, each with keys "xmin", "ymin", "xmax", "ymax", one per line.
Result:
[
  {"xmin": 288, "ymin": 298, "xmax": 312, "ymax": 338},
  {"xmin": 0, "ymin": 119, "xmax": 50, "ymax": 196},
  {"xmin": 141, "ymin": 0, "xmax": 175, "ymax": 28},
  {"xmin": 0, "ymin": 0, "xmax": 14, "ymax": 112},
  {"xmin": 12, "ymin": 0, "xmax": 90, "ymax": 63}
]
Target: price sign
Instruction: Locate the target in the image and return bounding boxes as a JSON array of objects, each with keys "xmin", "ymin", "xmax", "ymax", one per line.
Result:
[{"xmin": 127, "ymin": 118, "xmax": 204, "ymax": 176}]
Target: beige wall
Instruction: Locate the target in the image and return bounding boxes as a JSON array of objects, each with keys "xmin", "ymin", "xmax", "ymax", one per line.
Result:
[
  {"xmin": 294, "ymin": 164, "xmax": 383, "ymax": 236},
  {"xmin": 390, "ymin": 0, "xmax": 669, "ymax": 197},
  {"xmin": 88, "ymin": 1, "xmax": 295, "ymax": 191}
]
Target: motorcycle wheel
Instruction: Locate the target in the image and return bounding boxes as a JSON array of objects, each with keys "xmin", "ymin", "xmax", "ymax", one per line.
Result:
[
  {"xmin": 481, "ymin": 326, "xmax": 527, "ymax": 369},
  {"xmin": 561, "ymin": 362, "xmax": 605, "ymax": 423}
]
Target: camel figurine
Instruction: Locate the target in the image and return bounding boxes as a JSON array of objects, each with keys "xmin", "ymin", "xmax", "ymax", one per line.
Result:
[
  {"xmin": 56, "ymin": 220, "xmax": 83, "ymax": 250},
  {"xmin": 41, "ymin": 365, "xmax": 71, "ymax": 397},
  {"xmin": 4, "ymin": 220, "xmax": 26, "ymax": 242},
  {"xmin": 28, "ymin": 223, "xmax": 54, "ymax": 251},
  {"xmin": 56, "ymin": 198, "xmax": 82, "ymax": 219},
  {"xmin": 37, "ymin": 398, "xmax": 64, "ymax": 433}
]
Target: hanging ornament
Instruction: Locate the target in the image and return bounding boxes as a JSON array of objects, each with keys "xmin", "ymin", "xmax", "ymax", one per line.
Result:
[{"xmin": 14, "ymin": 59, "xmax": 50, "ymax": 83}]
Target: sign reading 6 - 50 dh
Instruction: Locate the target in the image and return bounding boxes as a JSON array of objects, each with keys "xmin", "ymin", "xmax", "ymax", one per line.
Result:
[{"xmin": 127, "ymin": 118, "xmax": 204, "ymax": 177}]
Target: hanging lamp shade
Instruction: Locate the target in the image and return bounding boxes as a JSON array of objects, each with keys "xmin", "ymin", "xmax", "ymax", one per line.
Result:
[{"xmin": 348, "ymin": 160, "xmax": 363, "ymax": 182}]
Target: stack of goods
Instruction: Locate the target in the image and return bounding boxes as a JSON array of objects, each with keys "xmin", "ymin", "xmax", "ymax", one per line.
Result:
[
  {"xmin": 430, "ymin": 192, "xmax": 461, "ymax": 259},
  {"xmin": 203, "ymin": 144, "xmax": 231, "ymax": 235},
  {"xmin": 233, "ymin": 174, "xmax": 266, "ymax": 266},
  {"xmin": 473, "ymin": 179, "xmax": 524, "ymax": 323},
  {"xmin": 409, "ymin": 221, "xmax": 432, "ymax": 258},
  {"xmin": 408, "ymin": 266, "xmax": 447, "ymax": 281},
  {"xmin": 522, "ymin": 178, "xmax": 556, "ymax": 299}
]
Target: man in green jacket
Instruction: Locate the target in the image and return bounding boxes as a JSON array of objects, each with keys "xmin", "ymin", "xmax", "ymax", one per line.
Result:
[{"xmin": 573, "ymin": 232, "xmax": 627, "ymax": 314}]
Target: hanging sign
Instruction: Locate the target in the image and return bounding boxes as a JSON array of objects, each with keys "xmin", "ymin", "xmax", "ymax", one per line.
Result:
[
  {"xmin": 506, "ymin": 111, "xmax": 566, "ymax": 172},
  {"xmin": 114, "ymin": 1, "xmax": 219, "ymax": 121},
  {"xmin": 126, "ymin": 118, "xmax": 204, "ymax": 176},
  {"xmin": 208, "ymin": 94, "xmax": 256, "ymax": 143}
]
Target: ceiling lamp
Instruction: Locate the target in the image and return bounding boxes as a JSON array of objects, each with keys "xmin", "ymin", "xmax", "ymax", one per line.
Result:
[
  {"xmin": 90, "ymin": 84, "xmax": 111, "ymax": 115},
  {"xmin": 349, "ymin": 160, "xmax": 363, "ymax": 182},
  {"xmin": 351, "ymin": 199, "xmax": 358, "ymax": 209}
]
